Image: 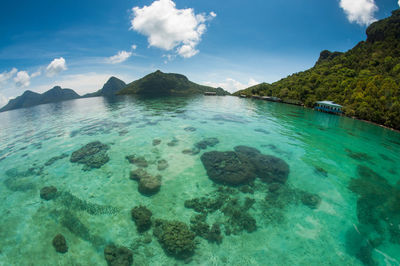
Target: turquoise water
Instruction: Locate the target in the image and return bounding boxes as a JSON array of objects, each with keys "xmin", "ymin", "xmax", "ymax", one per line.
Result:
[{"xmin": 0, "ymin": 95, "xmax": 399, "ymax": 266}]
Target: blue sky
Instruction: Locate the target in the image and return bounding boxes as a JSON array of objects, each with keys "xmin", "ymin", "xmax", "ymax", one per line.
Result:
[{"xmin": 0, "ymin": 0, "xmax": 399, "ymax": 106}]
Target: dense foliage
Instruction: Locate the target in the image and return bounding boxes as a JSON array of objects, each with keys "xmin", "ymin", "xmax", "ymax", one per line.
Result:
[
  {"xmin": 118, "ymin": 70, "xmax": 230, "ymax": 96},
  {"xmin": 234, "ymin": 9, "xmax": 400, "ymax": 130}
]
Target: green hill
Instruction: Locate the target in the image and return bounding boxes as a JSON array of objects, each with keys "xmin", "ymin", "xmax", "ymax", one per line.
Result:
[
  {"xmin": 234, "ymin": 9, "xmax": 400, "ymax": 130},
  {"xmin": 83, "ymin": 76, "xmax": 126, "ymax": 98},
  {"xmin": 118, "ymin": 70, "xmax": 230, "ymax": 96}
]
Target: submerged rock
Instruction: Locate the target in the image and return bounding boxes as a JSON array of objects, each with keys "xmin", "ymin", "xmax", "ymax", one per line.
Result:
[
  {"xmin": 139, "ymin": 175, "xmax": 162, "ymax": 195},
  {"xmin": 45, "ymin": 153, "xmax": 69, "ymax": 166},
  {"xmin": 207, "ymin": 223, "xmax": 223, "ymax": 244},
  {"xmin": 129, "ymin": 169, "xmax": 161, "ymax": 196},
  {"xmin": 70, "ymin": 141, "xmax": 110, "ymax": 170},
  {"xmin": 52, "ymin": 234, "xmax": 68, "ymax": 253},
  {"xmin": 194, "ymin": 137, "xmax": 219, "ymax": 150},
  {"xmin": 131, "ymin": 206, "xmax": 152, "ymax": 232},
  {"xmin": 157, "ymin": 159, "xmax": 169, "ymax": 171},
  {"xmin": 130, "ymin": 168, "xmax": 148, "ymax": 181},
  {"xmin": 201, "ymin": 151, "xmax": 256, "ymax": 185},
  {"xmin": 126, "ymin": 155, "xmax": 148, "ymax": 168},
  {"xmin": 104, "ymin": 245, "xmax": 133, "ymax": 266},
  {"xmin": 153, "ymin": 219, "xmax": 196, "ymax": 259},
  {"xmin": 349, "ymin": 165, "xmax": 400, "ymax": 246},
  {"xmin": 167, "ymin": 138, "xmax": 179, "ymax": 147},
  {"xmin": 300, "ymin": 192, "xmax": 321, "ymax": 209},
  {"xmin": 152, "ymin": 139, "xmax": 161, "ymax": 146},
  {"xmin": 201, "ymin": 146, "xmax": 290, "ymax": 186},
  {"xmin": 40, "ymin": 186, "xmax": 58, "ymax": 200},
  {"xmin": 234, "ymin": 146, "xmax": 289, "ymax": 184},
  {"xmin": 184, "ymin": 127, "xmax": 196, "ymax": 132}
]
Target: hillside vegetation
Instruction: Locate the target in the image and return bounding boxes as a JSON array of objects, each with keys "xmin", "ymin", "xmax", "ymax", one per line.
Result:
[
  {"xmin": 118, "ymin": 70, "xmax": 229, "ymax": 96},
  {"xmin": 234, "ymin": 9, "xmax": 400, "ymax": 130}
]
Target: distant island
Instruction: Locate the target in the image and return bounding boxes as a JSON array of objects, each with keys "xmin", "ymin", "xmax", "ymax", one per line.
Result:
[
  {"xmin": 234, "ymin": 9, "xmax": 400, "ymax": 130},
  {"xmin": 0, "ymin": 86, "xmax": 80, "ymax": 112},
  {"xmin": 118, "ymin": 70, "xmax": 229, "ymax": 96},
  {"xmin": 82, "ymin": 76, "xmax": 126, "ymax": 98},
  {"xmin": 0, "ymin": 71, "xmax": 230, "ymax": 113}
]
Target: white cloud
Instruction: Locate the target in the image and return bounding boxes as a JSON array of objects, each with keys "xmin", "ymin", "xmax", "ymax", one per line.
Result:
[
  {"xmin": 130, "ymin": 0, "xmax": 215, "ymax": 58},
  {"xmin": 46, "ymin": 57, "xmax": 67, "ymax": 77},
  {"xmin": 0, "ymin": 93, "xmax": 8, "ymax": 108},
  {"xmin": 107, "ymin": 50, "xmax": 132, "ymax": 64},
  {"xmin": 31, "ymin": 70, "xmax": 41, "ymax": 78},
  {"xmin": 0, "ymin": 68, "xmax": 17, "ymax": 84},
  {"xmin": 14, "ymin": 71, "xmax": 31, "ymax": 87},
  {"xmin": 339, "ymin": 0, "xmax": 378, "ymax": 26},
  {"xmin": 398, "ymin": 0, "xmax": 400, "ymax": 7},
  {"xmin": 203, "ymin": 78, "xmax": 259, "ymax": 93},
  {"xmin": 131, "ymin": 44, "xmax": 137, "ymax": 50}
]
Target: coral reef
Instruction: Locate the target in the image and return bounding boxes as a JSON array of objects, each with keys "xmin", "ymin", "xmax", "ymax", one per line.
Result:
[
  {"xmin": 40, "ymin": 186, "xmax": 58, "ymax": 200},
  {"xmin": 207, "ymin": 223, "xmax": 223, "ymax": 244},
  {"xmin": 3, "ymin": 167, "xmax": 40, "ymax": 192},
  {"xmin": 190, "ymin": 214, "xmax": 210, "ymax": 238},
  {"xmin": 104, "ymin": 245, "xmax": 133, "ymax": 266},
  {"xmin": 152, "ymin": 139, "xmax": 161, "ymax": 146},
  {"xmin": 129, "ymin": 169, "xmax": 161, "ymax": 195},
  {"xmin": 125, "ymin": 155, "xmax": 148, "ymax": 168},
  {"xmin": 201, "ymin": 145, "xmax": 289, "ymax": 185},
  {"xmin": 314, "ymin": 166, "xmax": 328, "ymax": 177},
  {"xmin": 51, "ymin": 209, "xmax": 105, "ymax": 247},
  {"xmin": 70, "ymin": 141, "xmax": 110, "ymax": 170},
  {"xmin": 349, "ymin": 165, "xmax": 400, "ymax": 246},
  {"xmin": 157, "ymin": 159, "xmax": 168, "ymax": 171},
  {"xmin": 52, "ymin": 234, "xmax": 68, "ymax": 253},
  {"xmin": 184, "ymin": 127, "xmax": 196, "ymax": 132},
  {"xmin": 345, "ymin": 148, "xmax": 373, "ymax": 162},
  {"xmin": 194, "ymin": 137, "xmax": 219, "ymax": 150},
  {"xmin": 45, "ymin": 153, "xmax": 69, "ymax": 166},
  {"xmin": 185, "ymin": 186, "xmax": 257, "ymax": 234},
  {"xmin": 300, "ymin": 191, "xmax": 321, "ymax": 209},
  {"xmin": 222, "ymin": 197, "xmax": 257, "ymax": 233},
  {"xmin": 167, "ymin": 138, "xmax": 179, "ymax": 147},
  {"xmin": 57, "ymin": 191, "xmax": 119, "ymax": 215},
  {"xmin": 153, "ymin": 219, "xmax": 196, "ymax": 259},
  {"xmin": 201, "ymin": 151, "xmax": 256, "ymax": 185},
  {"xmin": 131, "ymin": 206, "xmax": 152, "ymax": 232},
  {"xmin": 70, "ymin": 119, "xmax": 131, "ymax": 137},
  {"xmin": 234, "ymin": 146, "xmax": 289, "ymax": 184}
]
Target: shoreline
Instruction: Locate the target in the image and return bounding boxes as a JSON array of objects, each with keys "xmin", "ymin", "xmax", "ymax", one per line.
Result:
[{"xmin": 236, "ymin": 95, "xmax": 400, "ymax": 133}]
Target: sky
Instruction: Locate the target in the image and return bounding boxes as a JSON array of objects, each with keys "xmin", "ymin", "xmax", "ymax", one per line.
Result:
[{"xmin": 0, "ymin": 0, "xmax": 399, "ymax": 107}]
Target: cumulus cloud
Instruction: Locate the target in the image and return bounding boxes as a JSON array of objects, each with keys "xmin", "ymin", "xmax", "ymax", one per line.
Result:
[
  {"xmin": 398, "ymin": 0, "xmax": 400, "ymax": 7},
  {"xmin": 46, "ymin": 57, "xmax": 67, "ymax": 77},
  {"xmin": 31, "ymin": 70, "xmax": 41, "ymax": 78},
  {"xmin": 203, "ymin": 78, "xmax": 259, "ymax": 93},
  {"xmin": 107, "ymin": 50, "xmax": 132, "ymax": 64},
  {"xmin": 339, "ymin": 0, "xmax": 378, "ymax": 26},
  {"xmin": 130, "ymin": 0, "xmax": 215, "ymax": 58},
  {"xmin": 131, "ymin": 44, "xmax": 137, "ymax": 50},
  {"xmin": 14, "ymin": 71, "xmax": 31, "ymax": 87},
  {"xmin": 0, "ymin": 93, "xmax": 8, "ymax": 108},
  {"xmin": 0, "ymin": 68, "xmax": 18, "ymax": 84}
]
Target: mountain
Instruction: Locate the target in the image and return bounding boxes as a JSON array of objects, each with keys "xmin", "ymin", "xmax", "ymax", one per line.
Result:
[
  {"xmin": 83, "ymin": 76, "xmax": 126, "ymax": 97},
  {"xmin": 234, "ymin": 9, "xmax": 400, "ymax": 130},
  {"xmin": 118, "ymin": 70, "xmax": 230, "ymax": 96},
  {"xmin": 0, "ymin": 86, "xmax": 80, "ymax": 112}
]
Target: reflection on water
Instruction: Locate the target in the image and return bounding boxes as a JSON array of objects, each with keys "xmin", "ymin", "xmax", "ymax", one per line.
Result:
[{"xmin": 0, "ymin": 95, "xmax": 399, "ymax": 265}]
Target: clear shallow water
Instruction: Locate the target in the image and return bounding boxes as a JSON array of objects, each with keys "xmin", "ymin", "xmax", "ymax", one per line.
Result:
[{"xmin": 0, "ymin": 95, "xmax": 399, "ymax": 265}]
